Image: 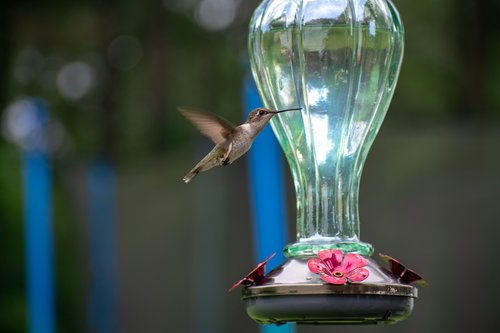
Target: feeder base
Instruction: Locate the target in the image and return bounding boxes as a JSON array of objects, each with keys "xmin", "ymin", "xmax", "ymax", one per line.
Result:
[{"xmin": 242, "ymin": 257, "xmax": 417, "ymax": 325}]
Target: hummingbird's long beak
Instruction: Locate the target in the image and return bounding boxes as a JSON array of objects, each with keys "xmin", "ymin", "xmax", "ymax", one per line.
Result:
[{"xmin": 274, "ymin": 107, "xmax": 302, "ymax": 113}]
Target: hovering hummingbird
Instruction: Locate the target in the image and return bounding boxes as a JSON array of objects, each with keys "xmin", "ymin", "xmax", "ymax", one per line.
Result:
[{"xmin": 179, "ymin": 106, "xmax": 301, "ymax": 183}]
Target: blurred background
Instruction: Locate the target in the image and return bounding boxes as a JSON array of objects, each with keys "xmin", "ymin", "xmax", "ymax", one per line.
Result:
[{"xmin": 1, "ymin": 0, "xmax": 499, "ymax": 333}]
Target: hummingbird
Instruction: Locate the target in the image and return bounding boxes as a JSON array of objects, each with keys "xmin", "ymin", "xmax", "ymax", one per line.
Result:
[{"xmin": 179, "ymin": 106, "xmax": 301, "ymax": 183}]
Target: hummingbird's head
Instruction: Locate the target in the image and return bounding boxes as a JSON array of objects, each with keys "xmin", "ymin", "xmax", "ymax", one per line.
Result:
[{"xmin": 247, "ymin": 107, "xmax": 301, "ymax": 125}]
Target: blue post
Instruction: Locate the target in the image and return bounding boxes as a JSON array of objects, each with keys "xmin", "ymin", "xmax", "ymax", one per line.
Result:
[
  {"xmin": 87, "ymin": 159, "xmax": 119, "ymax": 333},
  {"xmin": 22, "ymin": 99, "xmax": 55, "ymax": 333},
  {"xmin": 244, "ymin": 74, "xmax": 295, "ymax": 333}
]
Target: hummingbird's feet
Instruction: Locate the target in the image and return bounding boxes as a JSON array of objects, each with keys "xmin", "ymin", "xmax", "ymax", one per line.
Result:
[{"xmin": 218, "ymin": 144, "xmax": 232, "ymax": 166}]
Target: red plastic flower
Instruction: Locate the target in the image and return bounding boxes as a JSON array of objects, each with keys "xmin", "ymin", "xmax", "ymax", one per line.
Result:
[
  {"xmin": 307, "ymin": 250, "xmax": 369, "ymax": 285},
  {"xmin": 379, "ymin": 253, "xmax": 427, "ymax": 285},
  {"xmin": 229, "ymin": 253, "xmax": 275, "ymax": 292}
]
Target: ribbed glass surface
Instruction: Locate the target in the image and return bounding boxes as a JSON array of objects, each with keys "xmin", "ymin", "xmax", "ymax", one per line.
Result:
[{"xmin": 249, "ymin": 0, "xmax": 404, "ymax": 256}]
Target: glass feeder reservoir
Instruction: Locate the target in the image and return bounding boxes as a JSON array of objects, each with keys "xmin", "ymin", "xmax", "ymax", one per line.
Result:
[{"xmin": 244, "ymin": 0, "xmax": 417, "ymax": 325}]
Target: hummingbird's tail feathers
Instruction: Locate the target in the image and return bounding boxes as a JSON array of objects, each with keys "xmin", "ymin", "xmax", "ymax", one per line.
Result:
[
  {"xmin": 183, "ymin": 166, "xmax": 201, "ymax": 183},
  {"xmin": 182, "ymin": 145, "xmax": 229, "ymax": 183},
  {"xmin": 182, "ymin": 153, "xmax": 214, "ymax": 183}
]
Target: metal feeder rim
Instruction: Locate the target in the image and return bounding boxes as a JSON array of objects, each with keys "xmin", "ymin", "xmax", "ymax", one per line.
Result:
[{"xmin": 242, "ymin": 283, "xmax": 417, "ymax": 299}]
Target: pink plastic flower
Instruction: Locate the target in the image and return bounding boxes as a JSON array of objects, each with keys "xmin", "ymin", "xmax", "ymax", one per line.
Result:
[
  {"xmin": 229, "ymin": 253, "xmax": 275, "ymax": 292},
  {"xmin": 307, "ymin": 250, "xmax": 369, "ymax": 285}
]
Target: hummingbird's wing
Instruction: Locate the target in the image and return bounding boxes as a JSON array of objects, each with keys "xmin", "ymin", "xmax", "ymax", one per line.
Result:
[{"xmin": 179, "ymin": 107, "xmax": 236, "ymax": 144}]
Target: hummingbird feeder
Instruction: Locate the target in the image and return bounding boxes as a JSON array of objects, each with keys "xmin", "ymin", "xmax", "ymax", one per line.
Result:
[{"xmin": 240, "ymin": 0, "xmax": 421, "ymax": 325}]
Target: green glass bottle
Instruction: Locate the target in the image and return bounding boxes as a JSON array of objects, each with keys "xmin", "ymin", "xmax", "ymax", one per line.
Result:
[{"xmin": 249, "ymin": 0, "xmax": 404, "ymax": 256}]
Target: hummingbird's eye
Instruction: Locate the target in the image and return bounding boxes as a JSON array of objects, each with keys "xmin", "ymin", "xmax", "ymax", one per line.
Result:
[{"xmin": 258, "ymin": 110, "xmax": 266, "ymax": 116}]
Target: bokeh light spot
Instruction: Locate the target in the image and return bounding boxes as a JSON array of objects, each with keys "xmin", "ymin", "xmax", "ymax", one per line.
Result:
[
  {"xmin": 107, "ymin": 35, "xmax": 143, "ymax": 71},
  {"xmin": 14, "ymin": 47, "xmax": 44, "ymax": 85},
  {"xmin": 56, "ymin": 61, "xmax": 95, "ymax": 100},
  {"xmin": 195, "ymin": 0, "xmax": 240, "ymax": 31}
]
